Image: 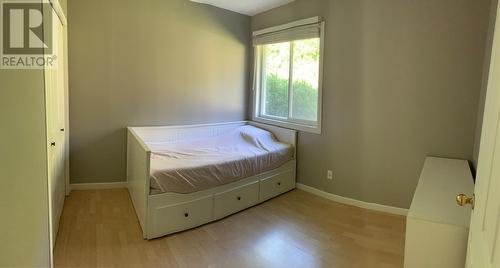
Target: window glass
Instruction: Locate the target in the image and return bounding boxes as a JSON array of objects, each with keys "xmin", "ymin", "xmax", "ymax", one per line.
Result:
[
  {"xmin": 261, "ymin": 42, "xmax": 290, "ymax": 118},
  {"xmin": 291, "ymin": 38, "xmax": 320, "ymax": 121}
]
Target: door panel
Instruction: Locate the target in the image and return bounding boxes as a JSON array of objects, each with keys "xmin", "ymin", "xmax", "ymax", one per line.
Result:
[
  {"xmin": 466, "ymin": 1, "xmax": 500, "ymax": 267},
  {"xmin": 44, "ymin": 6, "xmax": 67, "ymax": 251}
]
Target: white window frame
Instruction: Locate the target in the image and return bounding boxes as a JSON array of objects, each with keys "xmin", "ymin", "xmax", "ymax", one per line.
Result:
[{"xmin": 252, "ymin": 17, "xmax": 325, "ymax": 134}]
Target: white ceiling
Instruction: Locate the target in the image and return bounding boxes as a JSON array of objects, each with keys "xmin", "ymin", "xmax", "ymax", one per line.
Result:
[{"xmin": 191, "ymin": 0, "xmax": 295, "ymax": 16}]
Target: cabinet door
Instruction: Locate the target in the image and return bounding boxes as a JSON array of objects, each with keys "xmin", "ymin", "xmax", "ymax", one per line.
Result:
[{"xmin": 45, "ymin": 6, "xmax": 67, "ymax": 250}]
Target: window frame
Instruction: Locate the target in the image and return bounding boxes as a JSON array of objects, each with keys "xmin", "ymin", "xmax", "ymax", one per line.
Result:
[{"xmin": 252, "ymin": 18, "xmax": 325, "ymax": 134}]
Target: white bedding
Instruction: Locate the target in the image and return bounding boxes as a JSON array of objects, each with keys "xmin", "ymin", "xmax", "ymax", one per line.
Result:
[{"xmin": 147, "ymin": 125, "xmax": 294, "ymax": 194}]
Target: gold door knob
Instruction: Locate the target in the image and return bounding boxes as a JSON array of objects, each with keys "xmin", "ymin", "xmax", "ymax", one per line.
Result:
[{"xmin": 456, "ymin": 193, "xmax": 475, "ymax": 209}]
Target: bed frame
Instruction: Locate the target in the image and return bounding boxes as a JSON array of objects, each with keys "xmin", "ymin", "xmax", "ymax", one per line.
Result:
[{"xmin": 127, "ymin": 121, "xmax": 297, "ymax": 239}]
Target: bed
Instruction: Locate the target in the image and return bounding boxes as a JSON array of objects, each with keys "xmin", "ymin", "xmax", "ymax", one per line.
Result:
[{"xmin": 127, "ymin": 121, "xmax": 297, "ymax": 239}]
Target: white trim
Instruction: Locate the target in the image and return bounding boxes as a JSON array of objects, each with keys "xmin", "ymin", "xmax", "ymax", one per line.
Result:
[
  {"xmin": 49, "ymin": 0, "xmax": 67, "ymax": 26},
  {"xmin": 252, "ymin": 19, "xmax": 324, "ymax": 135},
  {"xmin": 253, "ymin": 16, "xmax": 320, "ymax": 36},
  {"xmin": 317, "ymin": 21, "xmax": 325, "ymax": 134},
  {"xmin": 70, "ymin": 182, "xmax": 128, "ymax": 191},
  {"xmin": 252, "ymin": 116, "xmax": 320, "ymax": 134},
  {"xmin": 296, "ymin": 183, "xmax": 408, "ymax": 216}
]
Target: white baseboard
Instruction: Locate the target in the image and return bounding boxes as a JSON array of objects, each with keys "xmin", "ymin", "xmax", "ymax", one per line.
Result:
[
  {"xmin": 70, "ymin": 182, "xmax": 128, "ymax": 191},
  {"xmin": 296, "ymin": 183, "xmax": 408, "ymax": 216}
]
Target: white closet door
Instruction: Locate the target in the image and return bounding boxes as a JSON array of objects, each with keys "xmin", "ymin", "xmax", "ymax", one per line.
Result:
[
  {"xmin": 45, "ymin": 6, "xmax": 67, "ymax": 250},
  {"xmin": 466, "ymin": 1, "xmax": 500, "ymax": 267}
]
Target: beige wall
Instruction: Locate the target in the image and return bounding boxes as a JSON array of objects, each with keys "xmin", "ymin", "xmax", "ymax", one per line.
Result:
[
  {"xmin": 0, "ymin": 2, "xmax": 68, "ymax": 266},
  {"xmin": 0, "ymin": 0, "xmax": 66, "ymax": 265},
  {"xmin": 252, "ymin": 0, "xmax": 491, "ymax": 208},
  {"xmin": 0, "ymin": 69, "xmax": 50, "ymax": 267},
  {"xmin": 68, "ymin": 0, "xmax": 251, "ymax": 183}
]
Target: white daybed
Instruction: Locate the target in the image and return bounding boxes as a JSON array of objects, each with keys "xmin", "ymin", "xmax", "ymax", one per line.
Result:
[{"xmin": 127, "ymin": 121, "xmax": 297, "ymax": 239}]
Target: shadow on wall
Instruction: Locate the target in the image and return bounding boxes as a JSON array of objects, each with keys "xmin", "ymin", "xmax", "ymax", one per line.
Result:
[
  {"xmin": 70, "ymin": 128, "xmax": 127, "ymax": 183},
  {"xmin": 188, "ymin": 1, "xmax": 251, "ymax": 45},
  {"xmin": 472, "ymin": 0, "xmax": 498, "ymax": 173}
]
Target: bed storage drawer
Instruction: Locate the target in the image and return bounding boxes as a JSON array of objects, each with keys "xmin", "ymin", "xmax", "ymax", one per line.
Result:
[
  {"xmin": 213, "ymin": 181, "xmax": 259, "ymax": 219},
  {"xmin": 259, "ymin": 169, "xmax": 295, "ymax": 201},
  {"xmin": 151, "ymin": 195, "xmax": 213, "ymax": 237}
]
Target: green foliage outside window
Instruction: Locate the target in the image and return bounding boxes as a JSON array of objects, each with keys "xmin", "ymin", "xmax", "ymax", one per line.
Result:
[
  {"xmin": 261, "ymin": 38, "xmax": 320, "ymax": 122},
  {"xmin": 264, "ymin": 74, "xmax": 318, "ymax": 121}
]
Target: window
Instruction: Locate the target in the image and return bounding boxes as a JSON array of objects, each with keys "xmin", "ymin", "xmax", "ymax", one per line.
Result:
[{"xmin": 253, "ymin": 17, "xmax": 324, "ymax": 134}]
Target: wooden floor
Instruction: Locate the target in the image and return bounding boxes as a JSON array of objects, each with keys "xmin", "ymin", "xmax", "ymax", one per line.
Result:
[{"xmin": 54, "ymin": 189, "xmax": 406, "ymax": 268}]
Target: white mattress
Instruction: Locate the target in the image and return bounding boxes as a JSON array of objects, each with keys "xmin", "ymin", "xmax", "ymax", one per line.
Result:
[{"xmin": 147, "ymin": 125, "xmax": 294, "ymax": 194}]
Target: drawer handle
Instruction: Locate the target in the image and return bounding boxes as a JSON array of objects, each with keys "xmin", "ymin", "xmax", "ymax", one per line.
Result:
[
  {"xmin": 277, "ymin": 182, "xmax": 281, "ymax": 186},
  {"xmin": 237, "ymin": 196, "xmax": 241, "ymax": 201},
  {"xmin": 184, "ymin": 213, "xmax": 189, "ymax": 217}
]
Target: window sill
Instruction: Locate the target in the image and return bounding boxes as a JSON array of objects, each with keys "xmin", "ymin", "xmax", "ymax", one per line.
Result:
[{"xmin": 252, "ymin": 116, "xmax": 321, "ymax": 134}]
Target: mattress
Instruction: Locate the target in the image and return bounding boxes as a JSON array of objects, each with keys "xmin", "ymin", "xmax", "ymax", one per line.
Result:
[{"xmin": 147, "ymin": 125, "xmax": 294, "ymax": 194}]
